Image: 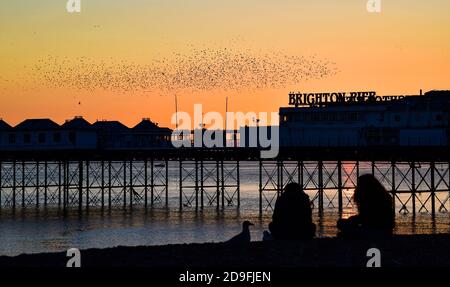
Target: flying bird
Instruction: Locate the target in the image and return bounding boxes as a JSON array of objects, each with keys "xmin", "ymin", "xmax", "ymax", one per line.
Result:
[{"xmin": 30, "ymin": 47, "xmax": 338, "ymax": 95}]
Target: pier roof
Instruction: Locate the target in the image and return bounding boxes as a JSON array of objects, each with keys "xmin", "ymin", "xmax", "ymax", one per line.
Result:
[
  {"xmin": 15, "ymin": 119, "xmax": 60, "ymax": 130},
  {"xmin": 132, "ymin": 118, "xmax": 159, "ymax": 130},
  {"xmin": 0, "ymin": 119, "xmax": 12, "ymax": 130},
  {"xmin": 92, "ymin": 120, "xmax": 129, "ymax": 132},
  {"xmin": 62, "ymin": 116, "xmax": 92, "ymax": 129}
]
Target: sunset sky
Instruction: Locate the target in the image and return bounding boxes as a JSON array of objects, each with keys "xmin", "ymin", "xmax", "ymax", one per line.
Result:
[{"xmin": 1, "ymin": 0, "xmax": 449, "ymax": 128}]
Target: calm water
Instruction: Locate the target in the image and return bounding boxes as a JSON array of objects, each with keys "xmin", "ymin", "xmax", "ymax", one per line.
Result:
[{"xmin": 0, "ymin": 162, "xmax": 449, "ymax": 256}]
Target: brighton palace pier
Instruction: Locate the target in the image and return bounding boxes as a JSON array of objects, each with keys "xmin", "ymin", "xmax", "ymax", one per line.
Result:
[{"xmin": 0, "ymin": 90, "xmax": 449, "ymax": 215}]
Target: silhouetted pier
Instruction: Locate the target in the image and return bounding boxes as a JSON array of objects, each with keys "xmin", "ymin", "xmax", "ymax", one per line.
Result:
[{"xmin": 0, "ymin": 147, "xmax": 449, "ymax": 216}]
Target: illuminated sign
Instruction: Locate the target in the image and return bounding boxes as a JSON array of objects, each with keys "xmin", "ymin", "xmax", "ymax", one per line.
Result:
[{"xmin": 288, "ymin": 91, "xmax": 405, "ymax": 107}]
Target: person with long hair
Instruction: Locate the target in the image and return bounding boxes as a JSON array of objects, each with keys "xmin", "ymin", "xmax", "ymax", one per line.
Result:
[
  {"xmin": 267, "ymin": 182, "xmax": 316, "ymax": 240},
  {"xmin": 337, "ymin": 174, "xmax": 395, "ymax": 239}
]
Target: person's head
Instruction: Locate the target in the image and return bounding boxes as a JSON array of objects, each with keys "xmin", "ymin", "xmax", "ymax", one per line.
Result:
[
  {"xmin": 282, "ymin": 182, "xmax": 312, "ymax": 214},
  {"xmin": 284, "ymin": 182, "xmax": 304, "ymax": 195},
  {"xmin": 354, "ymin": 174, "xmax": 392, "ymax": 216}
]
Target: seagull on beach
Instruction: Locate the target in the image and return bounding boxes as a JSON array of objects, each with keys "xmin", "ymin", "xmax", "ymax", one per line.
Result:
[{"xmin": 225, "ymin": 221, "xmax": 254, "ymax": 245}]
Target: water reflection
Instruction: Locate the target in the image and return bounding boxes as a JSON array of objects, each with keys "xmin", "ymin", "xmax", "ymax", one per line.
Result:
[{"xmin": 0, "ymin": 207, "xmax": 448, "ymax": 257}]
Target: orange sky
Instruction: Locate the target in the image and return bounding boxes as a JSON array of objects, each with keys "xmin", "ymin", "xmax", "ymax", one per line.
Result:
[{"xmin": 1, "ymin": 1, "xmax": 449, "ymax": 128}]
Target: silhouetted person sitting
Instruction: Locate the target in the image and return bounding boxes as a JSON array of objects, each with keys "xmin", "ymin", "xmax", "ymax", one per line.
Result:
[
  {"xmin": 267, "ymin": 182, "xmax": 316, "ymax": 240},
  {"xmin": 337, "ymin": 174, "xmax": 394, "ymax": 239}
]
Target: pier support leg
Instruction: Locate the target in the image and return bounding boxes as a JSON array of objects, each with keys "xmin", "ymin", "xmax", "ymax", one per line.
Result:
[
  {"xmin": 101, "ymin": 160, "xmax": 105, "ymax": 210},
  {"xmin": 430, "ymin": 161, "xmax": 436, "ymax": 218},
  {"xmin": 108, "ymin": 161, "xmax": 112, "ymax": 210},
  {"xmin": 338, "ymin": 160, "xmax": 343, "ymax": 215},
  {"xmin": 216, "ymin": 160, "xmax": 220, "ymax": 210},
  {"xmin": 0, "ymin": 161, "xmax": 2, "ymax": 211},
  {"xmin": 277, "ymin": 160, "xmax": 283, "ymax": 197},
  {"xmin": 318, "ymin": 161, "xmax": 324, "ymax": 215},
  {"xmin": 411, "ymin": 162, "xmax": 416, "ymax": 217},
  {"xmin": 129, "ymin": 160, "xmax": 133, "ymax": 209},
  {"xmin": 298, "ymin": 161, "xmax": 303, "ymax": 188},
  {"xmin": 391, "ymin": 161, "xmax": 396, "ymax": 214},
  {"xmin": 195, "ymin": 160, "xmax": 199, "ymax": 211},
  {"xmin": 36, "ymin": 161, "xmax": 40, "ymax": 208},
  {"xmin": 44, "ymin": 161, "xmax": 48, "ymax": 207},
  {"xmin": 58, "ymin": 161, "xmax": 62, "ymax": 208},
  {"xmin": 259, "ymin": 160, "xmax": 263, "ymax": 216},
  {"xmin": 12, "ymin": 161, "xmax": 16, "ymax": 211},
  {"xmin": 86, "ymin": 161, "xmax": 90, "ymax": 209},
  {"xmin": 356, "ymin": 160, "xmax": 360, "ymax": 178},
  {"xmin": 78, "ymin": 160, "xmax": 83, "ymax": 212},
  {"xmin": 165, "ymin": 159, "xmax": 169, "ymax": 207},
  {"xmin": 22, "ymin": 161, "xmax": 25, "ymax": 208},
  {"xmin": 179, "ymin": 160, "xmax": 182, "ymax": 211},
  {"xmin": 144, "ymin": 159, "xmax": 148, "ymax": 208},
  {"xmin": 200, "ymin": 160, "xmax": 204, "ymax": 209},
  {"xmin": 123, "ymin": 161, "xmax": 126, "ymax": 209},
  {"xmin": 236, "ymin": 160, "xmax": 240, "ymax": 208},
  {"xmin": 63, "ymin": 161, "xmax": 67, "ymax": 213},
  {"xmin": 221, "ymin": 160, "xmax": 225, "ymax": 209}
]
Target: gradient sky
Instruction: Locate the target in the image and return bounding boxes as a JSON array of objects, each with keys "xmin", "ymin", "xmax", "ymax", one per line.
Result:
[{"xmin": 1, "ymin": 0, "xmax": 450, "ymax": 128}]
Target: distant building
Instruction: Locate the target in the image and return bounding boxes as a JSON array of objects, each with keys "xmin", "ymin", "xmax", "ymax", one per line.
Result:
[
  {"xmin": 92, "ymin": 118, "xmax": 172, "ymax": 149},
  {"xmin": 92, "ymin": 118, "xmax": 173, "ymax": 149},
  {"xmin": 279, "ymin": 90, "xmax": 450, "ymax": 147},
  {"xmin": 93, "ymin": 120, "xmax": 130, "ymax": 149},
  {"xmin": 0, "ymin": 119, "xmax": 12, "ymax": 149},
  {"xmin": 4, "ymin": 119, "xmax": 62, "ymax": 150},
  {"xmin": 0, "ymin": 116, "xmax": 172, "ymax": 151},
  {"xmin": 61, "ymin": 116, "xmax": 97, "ymax": 149},
  {"xmin": 2, "ymin": 90, "xmax": 449, "ymax": 152},
  {"xmin": 131, "ymin": 118, "xmax": 172, "ymax": 148}
]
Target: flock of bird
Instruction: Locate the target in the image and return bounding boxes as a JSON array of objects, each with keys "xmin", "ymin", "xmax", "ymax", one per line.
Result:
[{"xmin": 30, "ymin": 47, "xmax": 338, "ymax": 95}]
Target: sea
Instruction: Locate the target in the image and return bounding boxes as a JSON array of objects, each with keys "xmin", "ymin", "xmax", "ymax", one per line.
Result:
[{"xmin": 0, "ymin": 161, "xmax": 449, "ymax": 256}]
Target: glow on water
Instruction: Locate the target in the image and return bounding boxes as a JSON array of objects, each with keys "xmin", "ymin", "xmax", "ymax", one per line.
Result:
[{"xmin": 0, "ymin": 208, "xmax": 448, "ymax": 257}]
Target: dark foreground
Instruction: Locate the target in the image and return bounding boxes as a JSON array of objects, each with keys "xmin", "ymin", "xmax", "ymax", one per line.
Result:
[{"xmin": 1, "ymin": 234, "xmax": 449, "ymax": 267}]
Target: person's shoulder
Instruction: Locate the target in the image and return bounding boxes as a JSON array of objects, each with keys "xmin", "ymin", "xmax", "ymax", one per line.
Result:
[{"xmin": 347, "ymin": 215, "xmax": 360, "ymax": 221}]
